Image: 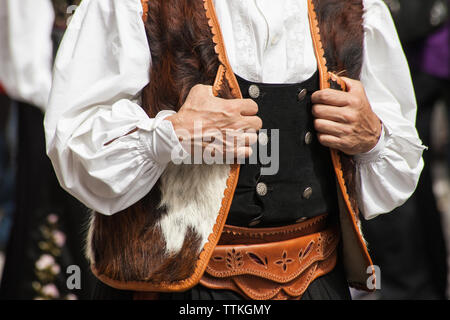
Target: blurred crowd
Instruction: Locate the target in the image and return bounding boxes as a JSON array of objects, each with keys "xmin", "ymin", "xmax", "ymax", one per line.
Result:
[{"xmin": 0, "ymin": 0, "xmax": 449, "ymax": 300}]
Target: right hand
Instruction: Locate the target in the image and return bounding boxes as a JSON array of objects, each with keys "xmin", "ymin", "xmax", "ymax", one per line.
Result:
[{"xmin": 167, "ymin": 84, "xmax": 262, "ymax": 162}]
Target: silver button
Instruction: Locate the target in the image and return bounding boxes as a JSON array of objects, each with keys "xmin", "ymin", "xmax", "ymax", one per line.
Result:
[
  {"xmin": 302, "ymin": 187, "xmax": 313, "ymax": 200},
  {"xmin": 258, "ymin": 132, "xmax": 269, "ymax": 146},
  {"xmin": 249, "ymin": 219, "xmax": 262, "ymax": 227},
  {"xmin": 304, "ymin": 132, "xmax": 313, "ymax": 145},
  {"xmin": 297, "ymin": 88, "xmax": 308, "ymax": 101},
  {"xmin": 256, "ymin": 182, "xmax": 268, "ymax": 196},
  {"xmin": 249, "ymin": 85, "xmax": 260, "ymax": 99},
  {"xmin": 296, "ymin": 217, "xmax": 308, "ymax": 223}
]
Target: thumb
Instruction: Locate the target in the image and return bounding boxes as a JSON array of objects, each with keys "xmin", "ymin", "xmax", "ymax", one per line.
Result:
[{"xmin": 340, "ymin": 76, "xmax": 360, "ymax": 93}]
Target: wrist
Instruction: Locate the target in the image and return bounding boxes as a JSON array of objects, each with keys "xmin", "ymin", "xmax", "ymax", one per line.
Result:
[
  {"xmin": 166, "ymin": 112, "xmax": 187, "ymax": 145},
  {"xmin": 356, "ymin": 122, "xmax": 386, "ymax": 162}
]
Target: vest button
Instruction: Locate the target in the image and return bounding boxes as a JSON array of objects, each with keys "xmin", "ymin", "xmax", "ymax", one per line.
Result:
[
  {"xmin": 302, "ymin": 187, "xmax": 313, "ymax": 199},
  {"xmin": 297, "ymin": 88, "xmax": 308, "ymax": 101},
  {"xmin": 304, "ymin": 131, "xmax": 313, "ymax": 145},
  {"xmin": 256, "ymin": 182, "xmax": 268, "ymax": 196},
  {"xmin": 248, "ymin": 85, "xmax": 260, "ymax": 99}
]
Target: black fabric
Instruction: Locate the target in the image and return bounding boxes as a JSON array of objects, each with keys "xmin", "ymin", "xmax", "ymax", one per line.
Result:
[{"xmin": 226, "ymin": 72, "xmax": 339, "ymax": 228}]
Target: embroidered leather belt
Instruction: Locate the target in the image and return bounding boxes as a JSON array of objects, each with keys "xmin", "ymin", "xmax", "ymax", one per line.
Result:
[{"xmin": 199, "ymin": 214, "xmax": 340, "ymax": 300}]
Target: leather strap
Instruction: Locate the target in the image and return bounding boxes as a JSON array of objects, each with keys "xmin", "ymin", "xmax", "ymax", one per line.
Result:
[{"xmin": 219, "ymin": 214, "xmax": 328, "ymax": 245}]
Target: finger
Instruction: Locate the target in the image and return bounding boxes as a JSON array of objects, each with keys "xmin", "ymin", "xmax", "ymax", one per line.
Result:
[
  {"xmin": 316, "ymin": 133, "xmax": 342, "ymax": 150},
  {"xmin": 236, "ymin": 99, "xmax": 259, "ymax": 116},
  {"xmin": 223, "ymin": 131, "xmax": 258, "ymax": 147},
  {"xmin": 206, "ymin": 85, "xmax": 215, "ymax": 97},
  {"xmin": 311, "ymin": 89, "xmax": 349, "ymax": 107},
  {"xmin": 312, "ymin": 104, "xmax": 348, "ymax": 123},
  {"xmin": 238, "ymin": 132, "xmax": 258, "ymax": 146},
  {"xmin": 314, "ymin": 118, "xmax": 348, "ymax": 137},
  {"xmin": 235, "ymin": 146, "xmax": 253, "ymax": 160},
  {"xmin": 241, "ymin": 115, "xmax": 263, "ymax": 131},
  {"xmin": 340, "ymin": 77, "xmax": 362, "ymax": 94}
]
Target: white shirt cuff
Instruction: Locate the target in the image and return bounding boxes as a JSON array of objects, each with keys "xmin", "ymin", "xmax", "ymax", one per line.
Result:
[{"xmin": 143, "ymin": 110, "xmax": 189, "ymax": 165}]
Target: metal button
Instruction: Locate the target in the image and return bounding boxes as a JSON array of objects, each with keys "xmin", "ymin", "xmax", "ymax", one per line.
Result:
[
  {"xmin": 302, "ymin": 187, "xmax": 313, "ymax": 200},
  {"xmin": 249, "ymin": 219, "xmax": 262, "ymax": 227},
  {"xmin": 256, "ymin": 182, "xmax": 268, "ymax": 197},
  {"xmin": 248, "ymin": 85, "xmax": 260, "ymax": 99},
  {"xmin": 296, "ymin": 217, "xmax": 308, "ymax": 223},
  {"xmin": 258, "ymin": 132, "xmax": 269, "ymax": 146},
  {"xmin": 297, "ymin": 88, "xmax": 308, "ymax": 101},
  {"xmin": 304, "ymin": 132, "xmax": 313, "ymax": 145}
]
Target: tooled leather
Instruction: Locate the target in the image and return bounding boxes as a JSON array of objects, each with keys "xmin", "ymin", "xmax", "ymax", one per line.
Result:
[
  {"xmin": 200, "ymin": 226, "xmax": 339, "ymax": 300},
  {"xmin": 200, "ymin": 258, "xmax": 336, "ymax": 300},
  {"xmin": 205, "ymin": 226, "xmax": 339, "ymax": 281},
  {"xmin": 203, "ymin": 0, "xmax": 242, "ymax": 100},
  {"xmin": 219, "ymin": 214, "xmax": 328, "ymax": 245}
]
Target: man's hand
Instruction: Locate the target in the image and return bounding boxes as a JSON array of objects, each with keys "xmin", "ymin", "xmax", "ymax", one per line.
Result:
[
  {"xmin": 167, "ymin": 84, "xmax": 262, "ymax": 160},
  {"xmin": 311, "ymin": 77, "xmax": 382, "ymax": 155}
]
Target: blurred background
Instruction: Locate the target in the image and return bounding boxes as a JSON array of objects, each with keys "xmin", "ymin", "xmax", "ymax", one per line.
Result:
[{"xmin": 0, "ymin": 0, "xmax": 449, "ymax": 300}]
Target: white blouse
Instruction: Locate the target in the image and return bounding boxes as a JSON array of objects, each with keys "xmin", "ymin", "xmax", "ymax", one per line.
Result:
[
  {"xmin": 44, "ymin": 0, "xmax": 425, "ymax": 219},
  {"xmin": 0, "ymin": 0, "xmax": 54, "ymax": 111}
]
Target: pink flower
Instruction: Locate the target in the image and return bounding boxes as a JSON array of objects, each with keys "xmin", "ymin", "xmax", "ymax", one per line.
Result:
[
  {"xmin": 51, "ymin": 264, "xmax": 61, "ymax": 275},
  {"xmin": 47, "ymin": 214, "xmax": 59, "ymax": 224},
  {"xmin": 53, "ymin": 230, "xmax": 66, "ymax": 247},
  {"xmin": 42, "ymin": 284, "xmax": 60, "ymax": 298},
  {"xmin": 35, "ymin": 254, "xmax": 55, "ymax": 270}
]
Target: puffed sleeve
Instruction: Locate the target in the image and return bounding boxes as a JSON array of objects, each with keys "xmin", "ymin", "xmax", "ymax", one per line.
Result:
[
  {"xmin": 44, "ymin": 0, "xmax": 188, "ymax": 215},
  {"xmin": 355, "ymin": 0, "xmax": 426, "ymax": 219},
  {"xmin": 0, "ymin": 0, "xmax": 54, "ymax": 111}
]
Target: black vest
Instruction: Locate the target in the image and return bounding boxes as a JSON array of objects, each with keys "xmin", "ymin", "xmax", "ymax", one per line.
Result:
[{"xmin": 227, "ymin": 72, "xmax": 338, "ymax": 228}]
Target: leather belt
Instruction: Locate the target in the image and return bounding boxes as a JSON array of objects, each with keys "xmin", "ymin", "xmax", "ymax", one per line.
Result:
[{"xmin": 199, "ymin": 214, "xmax": 340, "ymax": 300}]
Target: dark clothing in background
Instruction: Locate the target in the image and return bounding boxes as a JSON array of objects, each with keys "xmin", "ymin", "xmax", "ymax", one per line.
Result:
[
  {"xmin": 0, "ymin": 103, "xmax": 95, "ymax": 300},
  {"xmin": 361, "ymin": 71, "xmax": 449, "ymax": 299},
  {"xmin": 361, "ymin": 0, "xmax": 449, "ymax": 299},
  {"xmin": 0, "ymin": 3, "xmax": 95, "ymax": 299}
]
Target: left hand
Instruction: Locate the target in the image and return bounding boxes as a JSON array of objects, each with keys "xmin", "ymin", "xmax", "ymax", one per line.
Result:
[{"xmin": 311, "ymin": 77, "xmax": 382, "ymax": 155}]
